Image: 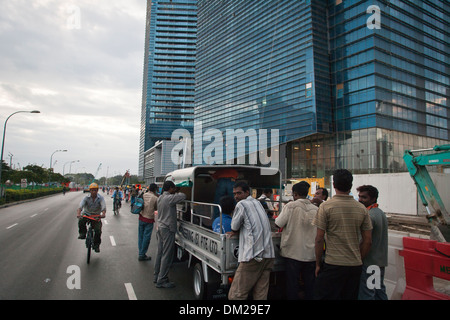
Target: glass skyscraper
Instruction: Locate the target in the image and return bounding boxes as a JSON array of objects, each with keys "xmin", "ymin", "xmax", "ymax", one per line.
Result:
[
  {"xmin": 196, "ymin": 0, "xmax": 332, "ymax": 147},
  {"xmin": 195, "ymin": 0, "xmax": 449, "ymax": 180},
  {"xmin": 139, "ymin": 0, "xmax": 196, "ymax": 178}
]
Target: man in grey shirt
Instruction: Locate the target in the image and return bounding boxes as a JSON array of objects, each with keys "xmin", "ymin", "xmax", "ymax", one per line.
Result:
[
  {"xmin": 154, "ymin": 181, "xmax": 186, "ymax": 288},
  {"xmin": 77, "ymin": 183, "xmax": 106, "ymax": 252},
  {"xmin": 227, "ymin": 181, "xmax": 275, "ymax": 300},
  {"xmin": 357, "ymin": 185, "xmax": 388, "ymax": 300}
]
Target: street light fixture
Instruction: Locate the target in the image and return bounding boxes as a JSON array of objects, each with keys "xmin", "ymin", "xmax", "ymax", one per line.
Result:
[
  {"xmin": 0, "ymin": 110, "xmax": 41, "ymax": 186},
  {"xmin": 50, "ymin": 149, "xmax": 67, "ymax": 170},
  {"xmin": 69, "ymin": 160, "xmax": 79, "ymax": 174},
  {"xmin": 63, "ymin": 160, "xmax": 80, "ymax": 175}
]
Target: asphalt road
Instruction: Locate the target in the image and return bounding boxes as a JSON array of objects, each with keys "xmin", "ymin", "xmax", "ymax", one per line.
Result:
[{"xmin": 0, "ymin": 191, "xmax": 195, "ymax": 300}]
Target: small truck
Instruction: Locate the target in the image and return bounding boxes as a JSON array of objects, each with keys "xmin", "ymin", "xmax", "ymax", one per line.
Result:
[{"xmin": 164, "ymin": 165, "xmax": 285, "ymax": 299}]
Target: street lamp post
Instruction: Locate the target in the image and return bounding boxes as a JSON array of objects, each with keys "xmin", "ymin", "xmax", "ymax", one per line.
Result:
[
  {"xmin": 50, "ymin": 149, "xmax": 67, "ymax": 170},
  {"xmin": 69, "ymin": 160, "xmax": 79, "ymax": 174},
  {"xmin": 63, "ymin": 160, "xmax": 79, "ymax": 175},
  {"xmin": 0, "ymin": 110, "xmax": 40, "ymax": 188}
]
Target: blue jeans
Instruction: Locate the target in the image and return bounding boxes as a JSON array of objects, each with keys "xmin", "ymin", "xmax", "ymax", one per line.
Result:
[
  {"xmin": 138, "ymin": 220, "xmax": 154, "ymax": 257},
  {"xmin": 358, "ymin": 265, "xmax": 388, "ymax": 300}
]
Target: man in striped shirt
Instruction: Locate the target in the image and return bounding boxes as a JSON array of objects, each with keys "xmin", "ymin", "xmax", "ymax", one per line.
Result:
[
  {"xmin": 312, "ymin": 169, "xmax": 372, "ymax": 300},
  {"xmin": 227, "ymin": 181, "xmax": 275, "ymax": 300}
]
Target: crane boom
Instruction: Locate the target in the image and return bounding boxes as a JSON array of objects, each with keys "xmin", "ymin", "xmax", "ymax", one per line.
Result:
[
  {"xmin": 120, "ymin": 170, "xmax": 130, "ymax": 186},
  {"xmin": 89, "ymin": 163, "xmax": 102, "ymax": 184},
  {"xmin": 403, "ymin": 145, "xmax": 450, "ymax": 242}
]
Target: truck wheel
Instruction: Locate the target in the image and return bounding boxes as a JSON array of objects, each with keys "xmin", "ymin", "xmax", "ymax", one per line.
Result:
[{"xmin": 193, "ymin": 263, "xmax": 205, "ymax": 300}]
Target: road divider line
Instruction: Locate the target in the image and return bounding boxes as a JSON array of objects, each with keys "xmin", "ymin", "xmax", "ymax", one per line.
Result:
[
  {"xmin": 30, "ymin": 214, "xmax": 38, "ymax": 218},
  {"xmin": 7, "ymin": 223, "xmax": 18, "ymax": 229},
  {"xmin": 110, "ymin": 236, "xmax": 116, "ymax": 246},
  {"xmin": 124, "ymin": 283, "xmax": 137, "ymax": 300},
  {"xmin": 103, "ymin": 219, "xmax": 108, "ymax": 225}
]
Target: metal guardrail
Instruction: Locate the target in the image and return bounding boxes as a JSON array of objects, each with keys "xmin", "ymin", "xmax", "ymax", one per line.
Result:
[{"xmin": 179, "ymin": 200, "xmax": 223, "ymax": 232}]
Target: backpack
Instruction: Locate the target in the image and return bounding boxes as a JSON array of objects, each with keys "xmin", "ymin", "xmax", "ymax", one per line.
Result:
[{"xmin": 131, "ymin": 197, "xmax": 144, "ymax": 214}]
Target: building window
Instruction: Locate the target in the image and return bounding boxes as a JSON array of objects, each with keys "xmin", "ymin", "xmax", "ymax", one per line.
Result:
[
  {"xmin": 306, "ymin": 82, "xmax": 313, "ymax": 98},
  {"xmin": 336, "ymin": 83, "xmax": 344, "ymax": 99}
]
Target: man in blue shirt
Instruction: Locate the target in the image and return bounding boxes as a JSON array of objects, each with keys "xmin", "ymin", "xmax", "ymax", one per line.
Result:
[
  {"xmin": 212, "ymin": 195, "xmax": 235, "ymax": 234},
  {"xmin": 112, "ymin": 186, "xmax": 123, "ymax": 211}
]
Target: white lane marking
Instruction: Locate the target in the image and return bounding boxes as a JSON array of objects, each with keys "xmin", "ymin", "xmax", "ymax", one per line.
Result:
[
  {"xmin": 44, "ymin": 208, "xmax": 49, "ymax": 211},
  {"xmin": 124, "ymin": 283, "xmax": 137, "ymax": 300},
  {"xmin": 30, "ymin": 214, "xmax": 38, "ymax": 218},
  {"xmin": 110, "ymin": 236, "xmax": 116, "ymax": 246},
  {"xmin": 103, "ymin": 219, "xmax": 108, "ymax": 225},
  {"xmin": 7, "ymin": 223, "xmax": 18, "ymax": 229}
]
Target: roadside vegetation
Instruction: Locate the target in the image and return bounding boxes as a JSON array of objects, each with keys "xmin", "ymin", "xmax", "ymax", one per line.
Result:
[{"xmin": 0, "ymin": 161, "xmax": 143, "ymax": 205}]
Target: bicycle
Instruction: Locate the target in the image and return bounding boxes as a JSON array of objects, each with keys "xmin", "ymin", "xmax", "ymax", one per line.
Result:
[
  {"xmin": 81, "ymin": 214, "xmax": 102, "ymax": 264},
  {"xmin": 113, "ymin": 196, "xmax": 121, "ymax": 215}
]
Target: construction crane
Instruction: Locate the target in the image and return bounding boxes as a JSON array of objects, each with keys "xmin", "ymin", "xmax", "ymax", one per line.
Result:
[
  {"xmin": 88, "ymin": 163, "xmax": 102, "ymax": 184},
  {"xmin": 120, "ymin": 169, "xmax": 130, "ymax": 186},
  {"xmin": 403, "ymin": 145, "xmax": 450, "ymax": 242}
]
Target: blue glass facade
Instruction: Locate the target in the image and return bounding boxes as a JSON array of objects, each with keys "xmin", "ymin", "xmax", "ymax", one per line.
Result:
[
  {"xmin": 331, "ymin": 0, "xmax": 449, "ymax": 140},
  {"xmin": 324, "ymin": 0, "xmax": 449, "ymax": 176},
  {"xmin": 196, "ymin": 0, "xmax": 333, "ymax": 148},
  {"xmin": 195, "ymin": 0, "xmax": 449, "ymax": 178},
  {"xmin": 139, "ymin": 0, "xmax": 196, "ymax": 177}
]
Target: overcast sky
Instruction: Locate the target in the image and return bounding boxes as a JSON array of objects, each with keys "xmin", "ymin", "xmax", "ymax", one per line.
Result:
[{"xmin": 0, "ymin": 0, "xmax": 146, "ymax": 178}]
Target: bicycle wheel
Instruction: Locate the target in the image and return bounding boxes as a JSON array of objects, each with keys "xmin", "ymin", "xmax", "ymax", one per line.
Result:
[{"xmin": 86, "ymin": 227, "xmax": 93, "ymax": 264}]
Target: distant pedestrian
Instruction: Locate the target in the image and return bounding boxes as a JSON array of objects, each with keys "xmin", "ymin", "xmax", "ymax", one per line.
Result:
[
  {"xmin": 357, "ymin": 185, "xmax": 388, "ymax": 300},
  {"xmin": 275, "ymin": 181, "xmax": 318, "ymax": 300},
  {"xmin": 227, "ymin": 181, "xmax": 275, "ymax": 300},
  {"xmin": 311, "ymin": 187, "xmax": 328, "ymax": 207},
  {"xmin": 130, "ymin": 185, "xmax": 138, "ymax": 206},
  {"xmin": 138, "ymin": 183, "xmax": 158, "ymax": 261},
  {"xmin": 258, "ymin": 188, "xmax": 275, "ymax": 215},
  {"xmin": 154, "ymin": 181, "xmax": 186, "ymax": 288},
  {"xmin": 312, "ymin": 169, "xmax": 372, "ymax": 300}
]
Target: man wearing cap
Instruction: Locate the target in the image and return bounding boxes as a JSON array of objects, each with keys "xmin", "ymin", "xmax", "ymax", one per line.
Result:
[{"xmin": 77, "ymin": 183, "xmax": 106, "ymax": 252}]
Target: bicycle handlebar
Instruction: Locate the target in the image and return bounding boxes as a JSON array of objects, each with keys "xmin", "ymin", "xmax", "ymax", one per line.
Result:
[{"xmin": 80, "ymin": 214, "xmax": 103, "ymax": 221}]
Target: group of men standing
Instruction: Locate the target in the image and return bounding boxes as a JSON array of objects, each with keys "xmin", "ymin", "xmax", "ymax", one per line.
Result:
[
  {"xmin": 275, "ymin": 169, "xmax": 388, "ymax": 300},
  {"xmin": 219, "ymin": 168, "xmax": 388, "ymax": 300}
]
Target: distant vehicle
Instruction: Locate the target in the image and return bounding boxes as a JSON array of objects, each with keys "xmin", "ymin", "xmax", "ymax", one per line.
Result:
[{"xmin": 83, "ymin": 186, "xmax": 90, "ymax": 193}]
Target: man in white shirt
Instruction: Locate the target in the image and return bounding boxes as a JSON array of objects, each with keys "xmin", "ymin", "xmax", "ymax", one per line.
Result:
[
  {"xmin": 227, "ymin": 181, "xmax": 275, "ymax": 300},
  {"xmin": 257, "ymin": 188, "xmax": 275, "ymax": 213},
  {"xmin": 275, "ymin": 181, "xmax": 318, "ymax": 299}
]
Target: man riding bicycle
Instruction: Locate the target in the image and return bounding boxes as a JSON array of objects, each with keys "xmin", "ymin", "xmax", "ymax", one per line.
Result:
[
  {"xmin": 112, "ymin": 186, "xmax": 123, "ymax": 211},
  {"xmin": 77, "ymin": 183, "xmax": 106, "ymax": 252}
]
